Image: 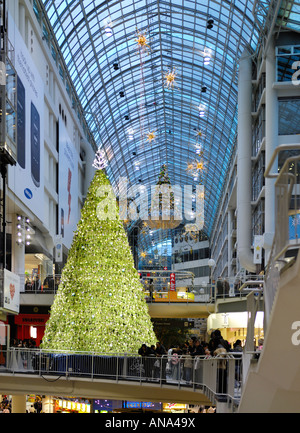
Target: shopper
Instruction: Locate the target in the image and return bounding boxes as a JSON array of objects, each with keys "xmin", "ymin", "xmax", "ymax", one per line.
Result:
[
  {"xmin": 155, "ymin": 341, "xmax": 166, "ymax": 355},
  {"xmin": 191, "ymin": 339, "xmax": 204, "ymax": 356},
  {"xmin": 138, "ymin": 344, "xmax": 154, "ymax": 379},
  {"xmin": 231, "ymin": 339, "xmax": 243, "ymax": 353},
  {"xmin": 208, "ymin": 329, "xmax": 230, "ymax": 354},
  {"xmin": 171, "ymin": 348, "xmax": 181, "ymax": 381},
  {"xmin": 183, "ymin": 350, "xmax": 193, "ymax": 384},
  {"xmin": 214, "ymin": 347, "xmax": 228, "ymax": 394}
]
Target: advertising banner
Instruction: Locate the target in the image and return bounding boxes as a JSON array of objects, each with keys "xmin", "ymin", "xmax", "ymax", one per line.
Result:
[
  {"xmin": 170, "ymin": 272, "xmax": 176, "ymax": 291},
  {"xmin": 7, "ymin": 13, "xmax": 44, "ymax": 221},
  {"xmin": 3, "ymin": 269, "xmax": 20, "ymax": 313},
  {"xmin": 253, "ymin": 235, "xmax": 263, "ymax": 264},
  {"xmin": 55, "ymin": 235, "xmax": 63, "ymax": 262},
  {"xmin": 58, "ymin": 119, "xmax": 79, "ymax": 249}
]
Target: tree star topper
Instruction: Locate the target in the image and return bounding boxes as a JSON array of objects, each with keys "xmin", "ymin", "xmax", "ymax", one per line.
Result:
[{"xmin": 92, "ymin": 147, "xmax": 107, "ymax": 170}]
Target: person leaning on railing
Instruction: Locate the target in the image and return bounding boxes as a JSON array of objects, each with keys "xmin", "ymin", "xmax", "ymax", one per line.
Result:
[{"xmin": 138, "ymin": 343, "xmax": 155, "ymax": 379}]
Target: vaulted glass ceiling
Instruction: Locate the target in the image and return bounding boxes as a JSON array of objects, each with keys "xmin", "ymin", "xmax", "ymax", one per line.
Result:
[{"xmin": 40, "ymin": 0, "xmax": 277, "ymax": 237}]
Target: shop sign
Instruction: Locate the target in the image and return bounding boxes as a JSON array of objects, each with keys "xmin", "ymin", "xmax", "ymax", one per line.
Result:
[{"xmin": 14, "ymin": 314, "xmax": 49, "ymax": 325}]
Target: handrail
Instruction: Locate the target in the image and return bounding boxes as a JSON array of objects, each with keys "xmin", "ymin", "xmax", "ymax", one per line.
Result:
[
  {"xmin": 0, "ymin": 348, "xmax": 244, "ymax": 405},
  {"xmin": 264, "ymin": 143, "xmax": 300, "ymax": 179}
]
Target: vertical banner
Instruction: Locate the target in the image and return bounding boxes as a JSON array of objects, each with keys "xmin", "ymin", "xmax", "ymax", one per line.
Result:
[
  {"xmin": 7, "ymin": 13, "xmax": 44, "ymax": 221},
  {"xmin": 253, "ymin": 235, "xmax": 263, "ymax": 264},
  {"xmin": 170, "ymin": 272, "xmax": 176, "ymax": 291},
  {"xmin": 55, "ymin": 235, "xmax": 63, "ymax": 262},
  {"xmin": 58, "ymin": 119, "xmax": 78, "ymax": 249},
  {"xmin": 3, "ymin": 269, "xmax": 20, "ymax": 313}
]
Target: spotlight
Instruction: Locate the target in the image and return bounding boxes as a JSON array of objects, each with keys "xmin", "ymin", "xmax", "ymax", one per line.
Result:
[
  {"xmin": 105, "ymin": 25, "xmax": 113, "ymax": 36},
  {"xmin": 113, "ymin": 63, "xmax": 119, "ymax": 70},
  {"xmin": 119, "ymin": 91, "xmax": 125, "ymax": 97},
  {"xmin": 128, "ymin": 128, "xmax": 134, "ymax": 140},
  {"xmin": 199, "ymin": 104, "xmax": 206, "ymax": 117},
  {"xmin": 201, "ymin": 86, "xmax": 207, "ymax": 93}
]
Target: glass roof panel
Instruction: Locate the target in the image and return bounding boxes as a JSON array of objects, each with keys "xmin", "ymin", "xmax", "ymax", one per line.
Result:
[{"xmin": 41, "ymin": 0, "xmax": 280, "ymax": 237}]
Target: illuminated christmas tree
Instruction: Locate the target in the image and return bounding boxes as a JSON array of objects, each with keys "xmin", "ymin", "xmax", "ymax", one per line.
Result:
[{"xmin": 41, "ymin": 169, "xmax": 156, "ymax": 353}]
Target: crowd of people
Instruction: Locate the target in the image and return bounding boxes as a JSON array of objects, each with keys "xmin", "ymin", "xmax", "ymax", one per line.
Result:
[
  {"xmin": 0, "ymin": 397, "xmax": 11, "ymax": 413},
  {"xmin": 11, "ymin": 338, "xmax": 38, "ymax": 348},
  {"xmin": 137, "ymin": 331, "xmax": 245, "ymax": 385}
]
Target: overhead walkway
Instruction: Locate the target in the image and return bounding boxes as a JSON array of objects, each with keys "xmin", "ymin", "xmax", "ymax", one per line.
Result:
[
  {"xmin": 19, "ymin": 273, "xmax": 251, "ymax": 319},
  {"xmin": 0, "ymin": 348, "xmax": 242, "ymax": 409}
]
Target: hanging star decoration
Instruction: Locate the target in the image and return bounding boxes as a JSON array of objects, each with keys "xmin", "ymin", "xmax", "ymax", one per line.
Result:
[
  {"xmin": 92, "ymin": 147, "xmax": 107, "ymax": 170},
  {"xmin": 164, "ymin": 68, "xmax": 177, "ymax": 89},
  {"xmin": 146, "ymin": 130, "xmax": 156, "ymax": 143},
  {"xmin": 140, "ymin": 250, "xmax": 148, "ymax": 260},
  {"xmin": 195, "ymin": 129, "xmax": 205, "ymax": 139},
  {"xmin": 135, "ymin": 27, "xmax": 150, "ymax": 54},
  {"xmin": 186, "ymin": 158, "xmax": 206, "ymax": 177}
]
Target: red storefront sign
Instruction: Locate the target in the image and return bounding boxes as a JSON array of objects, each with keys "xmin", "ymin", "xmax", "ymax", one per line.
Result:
[{"xmin": 170, "ymin": 273, "xmax": 176, "ymax": 291}]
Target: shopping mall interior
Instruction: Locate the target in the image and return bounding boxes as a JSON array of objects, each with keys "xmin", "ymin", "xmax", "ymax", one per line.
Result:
[{"xmin": 0, "ymin": 0, "xmax": 300, "ymax": 415}]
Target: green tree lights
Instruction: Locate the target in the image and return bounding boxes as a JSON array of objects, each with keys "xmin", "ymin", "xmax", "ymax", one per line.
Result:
[{"xmin": 41, "ymin": 169, "xmax": 156, "ymax": 353}]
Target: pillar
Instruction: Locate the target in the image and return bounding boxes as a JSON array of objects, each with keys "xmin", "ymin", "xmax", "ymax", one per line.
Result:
[
  {"xmin": 264, "ymin": 38, "xmax": 278, "ymax": 264},
  {"xmin": 227, "ymin": 209, "xmax": 233, "ymax": 277},
  {"xmin": 237, "ymin": 49, "xmax": 256, "ymax": 273},
  {"xmin": 11, "ymin": 395, "xmax": 27, "ymax": 413},
  {"xmin": 42, "ymin": 396, "xmax": 53, "ymax": 413}
]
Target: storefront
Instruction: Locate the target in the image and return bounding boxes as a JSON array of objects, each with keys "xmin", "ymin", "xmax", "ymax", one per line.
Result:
[
  {"xmin": 207, "ymin": 311, "xmax": 264, "ymax": 348},
  {"xmin": 163, "ymin": 403, "xmax": 188, "ymax": 413},
  {"xmin": 13, "ymin": 312, "xmax": 49, "ymax": 347},
  {"xmin": 53, "ymin": 398, "xmax": 91, "ymax": 413}
]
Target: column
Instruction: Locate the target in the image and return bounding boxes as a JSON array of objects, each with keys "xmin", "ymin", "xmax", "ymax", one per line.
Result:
[
  {"xmin": 42, "ymin": 396, "xmax": 53, "ymax": 413},
  {"xmin": 237, "ymin": 49, "xmax": 256, "ymax": 272},
  {"xmin": 264, "ymin": 38, "xmax": 278, "ymax": 264},
  {"xmin": 227, "ymin": 209, "xmax": 233, "ymax": 277},
  {"xmin": 11, "ymin": 395, "xmax": 27, "ymax": 413}
]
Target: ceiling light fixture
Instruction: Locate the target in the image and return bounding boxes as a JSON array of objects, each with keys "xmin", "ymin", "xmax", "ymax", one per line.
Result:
[{"xmin": 104, "ymin": 18, "xmax": 113, "ymax": 37}]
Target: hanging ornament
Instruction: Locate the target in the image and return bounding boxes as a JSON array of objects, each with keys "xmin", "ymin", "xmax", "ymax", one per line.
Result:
[
  {"xmin": 135, "ymin": 27, "xmax": 150, "ymax": 55},
  {"xmin": 135, "ymin": 28, "xmax": 150, "ymax": 150},
  {"xmin": 164, "ymin": 68, "xmax": 177, "ymax": 89},
  {"xmin": 146, "ymin": 130, "xmax": 156, "ymax": 143},
  {"xmin": 186, "ymin": 158, "xmax": 206, "ymax": 177},
  {"xmin": 195, "ymin": 129, "xmax": 205, "ymax": 140}
]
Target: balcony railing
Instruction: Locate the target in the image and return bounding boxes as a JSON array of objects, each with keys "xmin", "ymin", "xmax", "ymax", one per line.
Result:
[
  {"xmin": 0, "ymin": 347, "xmax": 244, "ymax": 406},
  {"xmin": 19, "ymin": 273, "xmax": 251, "ymax": 305}
]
